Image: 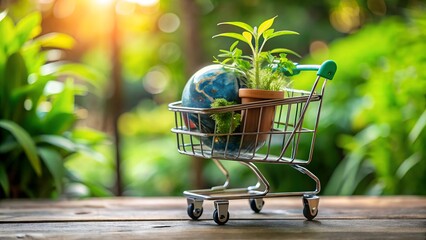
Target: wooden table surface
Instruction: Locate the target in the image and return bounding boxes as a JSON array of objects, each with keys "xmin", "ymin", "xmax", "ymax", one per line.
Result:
[{"xmin": 0, "ymin": 196, "xmax": 425, "ymax": 239}]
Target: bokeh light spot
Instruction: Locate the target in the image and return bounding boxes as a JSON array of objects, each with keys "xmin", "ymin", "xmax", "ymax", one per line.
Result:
[
  {"xmin": 24, "ymin": 99, "xmax": 33, "ymax": 111},
  {"xmin": 53, "ymin": 0, "xmax": 76, "ymax": 19},
  {"xmin": 158, "ymin": 13, "xmax": 180, "ymax": 33},
  {"xmin": 143, "ymin": 66, "xmax": 170, "ymax": 94},
  {"xmin": 46, "ymin": 49, "xmax": 64, "ymax": 62},
  {"xmin": 330, "ymin": 0, "xmax": 363, "ymax": 33},
  {"xmin": 309, "ymin": 40, "xmax": 329, "ymax": 60},
  {"xmin": 37, "ymin": 0, "xmax": 54, "ymax": 12},
  {"xmin": 158, "ymin": 42, "xmax": 181, "ymax": 63}
]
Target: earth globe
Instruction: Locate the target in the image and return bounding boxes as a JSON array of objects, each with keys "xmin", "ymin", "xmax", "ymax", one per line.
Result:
[{"xmin": 181, "ymin": 64, "xmax": 248, "ymax": 154}]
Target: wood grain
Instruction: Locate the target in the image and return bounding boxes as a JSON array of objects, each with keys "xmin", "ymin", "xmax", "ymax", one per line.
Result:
[{"xmin": 0, "ymin": 196, "xmax": 425, "ymax": 239}]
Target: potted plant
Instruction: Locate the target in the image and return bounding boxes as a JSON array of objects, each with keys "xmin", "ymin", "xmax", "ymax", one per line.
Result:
[{"xmin": 213, "ymin": 16, "xmax": 300, "ymax": 150}]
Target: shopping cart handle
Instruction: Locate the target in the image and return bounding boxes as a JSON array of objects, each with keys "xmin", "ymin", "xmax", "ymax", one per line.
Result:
[
  {"xmin": 317, "ymin": 60, "xmax": 337, "ymax": 80},
  {"xmin": 280, "ymin": 60, "xmax": 337, "ymax": 80}
]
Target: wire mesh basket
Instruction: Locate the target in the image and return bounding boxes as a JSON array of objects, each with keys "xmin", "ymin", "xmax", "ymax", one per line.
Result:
[{"xmin": 169, "ymin": 60, "xmax": 337, "ymax": 225}]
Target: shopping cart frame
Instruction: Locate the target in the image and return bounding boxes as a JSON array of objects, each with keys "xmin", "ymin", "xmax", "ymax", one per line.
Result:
[{"xmin": 169, "ymin": 60, "xmax": 337, "ymax": 224}]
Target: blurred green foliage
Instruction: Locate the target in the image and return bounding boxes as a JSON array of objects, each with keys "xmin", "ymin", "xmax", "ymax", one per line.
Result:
[
  {"xmin": 118, "ymin": 100, "xmax": 190, "ymax": 196},
  {"xmin": 0, "ymin": 11, "xmax": 108, "ymax": 198},
  {"xmin": 2, "ymin": 0, "xmax": 425, "ymax": 197},
  {"xmin": 318, "ymin": 11, "xmax": 426, "ymax": 195}
]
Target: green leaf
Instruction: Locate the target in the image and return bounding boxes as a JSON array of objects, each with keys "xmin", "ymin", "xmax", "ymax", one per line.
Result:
[
  {"xmin": 42, "ymin": 112, "xmax": 76, "ymax": 135},
  {"xmin": 34, "ymin": 135, "xmax": 77, "ymax": 152},
  {"xmin": 16, "ymin": 11, "xmax": 42, "ymax": 47},
  {"xmin": 5, "ymin": 52, "xmax": 27, "ymax": 122},
  {"xmin": 0, "ymin": 140, "xmax": 19, "ymax": 153},
  {"xmin": 17, "ymin": 75, "xmax": 53, "ymax": 113},
  {"xmin": 396, "ymin": 153, "xmax": 421, "ymax": 179},
  {"xmin": 0, "ymin": 163, "xmax": 9, "ymax": 197},
  {"xmin": 230, "ymin": 41, "xmax": 239, "ymax": 51},
  {"xmin": 212, "ymin": 32, "xmax": 248, "ymax": 44},
  {"xmin": 35, "ymin": 32, "xmax": 75, "ymax": 49},
  {"xmin": 0, "ymin": 120, "xmax": 42, "ymax": 176},
  {"xmin": 270, "ymin": 48, "xmax": 301, "ymax": 58},
  {"xmin": 218, "ymin": 21, "xmax": 254, "ymax": 34},
  {"xmin": 268, "ymin": 30, "xmax": 299, "ymax": 39},
  {"xmin": 262, "ymin": 29, "xmax": 274, "ymax": 39},
  {"xmin": 39, "ymin": 78, "xmax": 77, "ymax": 134},
  {"xmin": 72, "ymin": 83, "xmax": 89, "ymax": 96},
  {"xmin": 217, "ymin": 53, "xmax": 230, "ymax": 58},
  {"xmin": 50, "ymin": 78, "xmax": 74, "ymax": 113},
  {"xmin": 242, "ymin": 31, "xmax": 252, "ymax": 44},
  {"xmin": 409, "ymin": 109, "xmax": 426, "ymax": 143},
  {"xmin": 50, "ymin": 63, "xmax": 104, "ymax": 92},
  {"xmin": 221, "ymin": 58, "xmax": 232, "ymax": 64},
  {"xmin": 72, "ymin": 143, "xmax": 107, "ymax": 163},
  {"xmin": 66, "ymin": 169, "xmax": 113, "ymax": 197},
  {"xmin": 0, "ymin": 14, "xmax": 17, "ymax": 55},
  {"xmin": 20, "ymin": 38, "xmax": 47, "ymax": 74},
  {"xmin": 258, "ymin": 16, "xmax": 276, "ymax": 36},
  {"xmin": 6, "ymin": 52, "xmax": 28, "ymax": 102},
  {"xmin": 38, "ymin": 147, "xmax": 64, "ymax": 194},
  {"xmin": 71, "ymin": 127, "xmax": 108, "ymax": 145}
]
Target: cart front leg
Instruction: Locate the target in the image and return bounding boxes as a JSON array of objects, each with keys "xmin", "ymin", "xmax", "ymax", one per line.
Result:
[
  {"xmin": 210, "ymin": 159, "xmax": 230, "ymax": 191},
  {"xmin": 239, "ymin": 161, "xmax": 270, "ymax": 195}
]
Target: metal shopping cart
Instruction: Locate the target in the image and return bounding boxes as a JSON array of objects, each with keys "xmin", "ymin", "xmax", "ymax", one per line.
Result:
[{"xmin": 168, "ymin": 60, "xmax": 337, "ymax": 225}]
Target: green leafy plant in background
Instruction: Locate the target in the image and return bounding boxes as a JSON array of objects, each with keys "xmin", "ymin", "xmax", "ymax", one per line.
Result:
[
  {"xmin": 118, "ymin": 100, "xmax": 191, "ymax": 196},
  {"xmin": 298, "ymin": 10, "xmax": 426, "ymax": 195},
  {"xmin": 213, "ymin": 16, "xmax": 300, "ymax": 91},
  {"xmin": 0, "ymin": 11, "xmax": 108, "ymax": 198}
]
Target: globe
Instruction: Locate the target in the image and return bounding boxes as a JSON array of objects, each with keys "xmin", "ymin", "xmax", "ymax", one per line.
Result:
[
  {"xmin": 181, "ymin": 64, "xmax": 247, "ymax": 153},
  {"xmin": 181, "ymin": 64, "xmax": 242, "ymax": 131},
  {"xmin": 181, "ymin": 65, "xmax": 242, "ymax": 107}
]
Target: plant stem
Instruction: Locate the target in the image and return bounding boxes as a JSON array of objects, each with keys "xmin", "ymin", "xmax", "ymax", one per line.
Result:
[{"xmin": 254, "ymin": 32, "xmax": 260, "ymax": 89}]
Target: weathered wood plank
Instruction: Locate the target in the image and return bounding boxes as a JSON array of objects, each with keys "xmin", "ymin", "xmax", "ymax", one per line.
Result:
[
  {"xmin": 0, "ymin": 196, "xmax": 425, "ymax": 239},
  {"xmin": 0, "ymin": 196, "xmax": 425, "ymax": 223},
  {"xmin": 0, "ymin": 219, "xmax": 425, "ymax": 240}
]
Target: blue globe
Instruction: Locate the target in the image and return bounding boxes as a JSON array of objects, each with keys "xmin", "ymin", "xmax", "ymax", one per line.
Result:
[
  {"xmin": 182, "ymin": 64, "xmax": 242, "ymax": 108},
  {"xmin": 181, "ymin": 65, "xmax": 247, "ymax": 153}
]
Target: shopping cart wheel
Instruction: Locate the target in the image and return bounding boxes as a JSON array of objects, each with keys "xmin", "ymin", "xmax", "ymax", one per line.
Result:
[
  {"xmin": 213, "ymin": 209, "xmax": 229, "ymax": 225},
  {"xmin": 187, "ymin": 198, "xmax": 204, "ymax": 220},
  {"xmin": 187, "ymin": 203, "xmax": 203, "ymax": 220},
  {"xmin": 249, "ymin": 198, "xmax": 264, "ymax": 213},
  {"xmin": 213, "ymin": 200, "xmax": 229, "ymax": 225},
  {"xmin": 302, "ymin": 195, "xmax": 319, "ymax": 220}
]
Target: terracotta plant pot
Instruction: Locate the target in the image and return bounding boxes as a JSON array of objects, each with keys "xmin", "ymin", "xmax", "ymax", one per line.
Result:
[{"xmin": 238, "ymin": 88, "xmax": 285, "ymax": 151}]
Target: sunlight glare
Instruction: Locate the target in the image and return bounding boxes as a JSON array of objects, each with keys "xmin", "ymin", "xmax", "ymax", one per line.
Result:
[
  {"xmin": 116, "ymin": 0, "xmax": 136, "ymax": 15},
  {"xmin": 94, "ymin": 0, "xmax": 115, "ymax": 6},
  {"xmin": 128, "ymin": 0, "xmax": 159, "ymax": 7}
]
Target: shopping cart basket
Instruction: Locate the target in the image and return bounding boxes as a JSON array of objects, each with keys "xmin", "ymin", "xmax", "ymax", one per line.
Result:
[{"xmin": 169, "ymin": 60, "xmax": 337, "ymax": 225}]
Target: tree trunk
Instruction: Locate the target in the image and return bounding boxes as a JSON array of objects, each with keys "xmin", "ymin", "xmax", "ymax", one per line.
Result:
[
  {"xmin": 180, "ymin": 0, "xmax": 206, "ymax": 189},
  {"xmin": 110, "ymin": 2, "xmax": 123, "ymax": 196}
]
